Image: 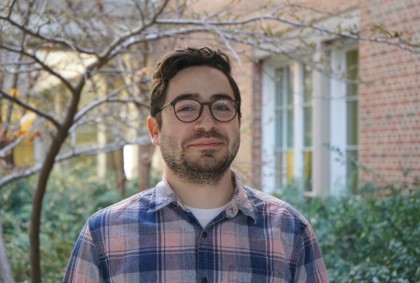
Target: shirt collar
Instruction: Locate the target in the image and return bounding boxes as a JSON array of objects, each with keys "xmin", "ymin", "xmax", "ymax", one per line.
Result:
[{"xmin": 147, "ymin": 170, "xmax": 257, "ymax": 222}]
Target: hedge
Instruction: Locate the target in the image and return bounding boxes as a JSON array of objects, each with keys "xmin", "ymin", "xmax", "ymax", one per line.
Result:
[{"xmin": 1, "ymin": 168, "xmax": 419, "ymax": 282}]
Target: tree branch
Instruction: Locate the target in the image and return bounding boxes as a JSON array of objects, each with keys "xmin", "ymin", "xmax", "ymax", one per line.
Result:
[
  {"xmin": 0, "ymin": 90, "xmax": 61, "ymax": 129},
  {"xmin": 155, "ymin": 16, "xmax": 419, "ymax": 54},
  {"xmin": 92, "ymin": 0, "xmax": 170, "ymax": 64},
  {"xmin": 0, "ymin": 136, "xmax": 151, "ymax": 188},
  {"xmin": 0, "ymin": 10, "xmax": 97, "ymax": 55},
  {"xmin": 0, "ymin": 136, "xmax": 24, "ymax": 158},
  {"xmin": 0, "ymin": 44, "xmax": 77, "ymax": 93},
  {"xmin": 73, "ymin": 97, "xmax": 149, "ymax": 127}
]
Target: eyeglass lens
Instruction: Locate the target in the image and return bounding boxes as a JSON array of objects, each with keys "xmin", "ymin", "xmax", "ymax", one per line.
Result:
[{"xmin": 174, "ymin": 99, "xmax": 237, "ymax": 122}]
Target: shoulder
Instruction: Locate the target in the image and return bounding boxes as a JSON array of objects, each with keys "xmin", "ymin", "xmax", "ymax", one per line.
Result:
[
  {"xmin": 243, "ymin": 186, "xmax": 310, "ymax": 228},
  {"xmin": 87, "ymin": 187, "xmax": 155, "ymax": 229}
]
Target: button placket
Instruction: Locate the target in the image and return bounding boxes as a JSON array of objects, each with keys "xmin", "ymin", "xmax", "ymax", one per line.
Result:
[{"xmin": 197, "ymin": 229, "xmax": 212, "ymax": 282}]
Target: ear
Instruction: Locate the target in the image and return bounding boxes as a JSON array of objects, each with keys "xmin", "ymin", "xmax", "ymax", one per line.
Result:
[{"xmin": 147, "ymin": 116, "xmax": 160, "ymax": 146}]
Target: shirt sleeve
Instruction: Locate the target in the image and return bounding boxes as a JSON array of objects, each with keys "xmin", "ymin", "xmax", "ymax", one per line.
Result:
[
  {"xmin": 63, "ymin": 222, "xmax": 106, "ymax": 283},
  {"xmin": 294, "ymin": 223, "xmax": 329, "ymax": 283}
]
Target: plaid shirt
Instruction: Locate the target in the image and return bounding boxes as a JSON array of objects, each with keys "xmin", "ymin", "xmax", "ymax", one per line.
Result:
[{"xmin": 63, "ymin": 172, "xmax": 328, "ymax": 283}]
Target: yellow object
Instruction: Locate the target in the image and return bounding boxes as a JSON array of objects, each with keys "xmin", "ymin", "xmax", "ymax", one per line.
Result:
[
  {"xmin": 287, "ymin": 150, "xmax": 294, "ymax": 183},
  {"xmin": 16, "ymin": 112, "xmax": 37, "ymax": 137},
  {"xmin": 9, "ymin": 88, "xmax": 20, "ymax": 97}
]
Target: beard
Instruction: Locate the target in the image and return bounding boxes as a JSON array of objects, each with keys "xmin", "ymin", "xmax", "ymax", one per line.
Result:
[{"xmin": 160, "ymin": 129, "xmax": 240, "ymax": 185}]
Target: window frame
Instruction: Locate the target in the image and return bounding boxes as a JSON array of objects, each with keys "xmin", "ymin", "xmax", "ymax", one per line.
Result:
[{"xmin": 329, "ymin": 44, "xmax": 360, "ymax": 194}]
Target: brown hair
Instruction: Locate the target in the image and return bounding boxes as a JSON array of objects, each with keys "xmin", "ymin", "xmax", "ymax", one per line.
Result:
[{"xmin": 150, "ymin": 46, "xmax": 241, "ymax": 126}]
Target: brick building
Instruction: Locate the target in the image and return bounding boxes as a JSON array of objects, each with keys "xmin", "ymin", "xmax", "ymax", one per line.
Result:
[
  {"xmin": 251, "ymin": 0, "xmax": 420, "ymax": 196},
  {"xmin": 2, "ymin": 0, "xmax": 418, "ymax": 196}
]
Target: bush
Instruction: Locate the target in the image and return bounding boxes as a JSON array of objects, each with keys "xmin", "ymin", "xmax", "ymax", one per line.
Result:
[
  {"xmin": 1, "ymin": 168, "xmax": 419, "ymax": 282},
  {"xmin": 276, "ymin": 185, "xmax": 420, "ymax": 283},
  {"xmin": 0, "ymin": 165, "xmax": 139, "ymax": 282}
]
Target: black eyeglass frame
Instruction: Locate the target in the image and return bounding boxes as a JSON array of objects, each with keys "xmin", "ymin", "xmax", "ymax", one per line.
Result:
[{"xmin": 159, "ymin": 97, "xmax": 240, "ymax": 123}]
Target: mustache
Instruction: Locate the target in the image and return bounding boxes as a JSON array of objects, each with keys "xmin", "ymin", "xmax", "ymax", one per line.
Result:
[{"xmin": 183, "ymin": 129, "xmax": 227, "ymax": 144}]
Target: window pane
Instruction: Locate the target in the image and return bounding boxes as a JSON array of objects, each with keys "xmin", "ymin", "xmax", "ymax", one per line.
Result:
[
  {"xmin": 303, "ymin": 106, "xmax": 312, "ymax": 147},
  {"xmin": 303, "ymin": 150, "xmax": 312, "ymax": 192},
  {"xmin": 286, "ymin": 67, "xmax": 293, "ymax": 105},
  {"xmin": 346, "ymin": 149, "xmax": 359, "ymax": 193},
  {"xmin": 275, "ymin": 68, "xmax": 284, "ymax": 107},
  {"xmin": 303, "ymin": 66, "xmax": 312, "ymax": 103},
  {"xmin": 347, "ymin": 100, "xmax": 358, "ymax": 146},
  {"xmin": 275, "ymin": 150, "xmax": 283, "ymax": 189},
  {"xmin": 346, "ymin": 49, "xmax": 359, "ymax": 192},
  {"xmin": 346, "ymin": 50, "xmax": 359, "ymax": 97},
  {"xmin": 275, "ymin": 112, "xmax": 283, "ymax": 148},
  {"xmin": 275, "ymin": 65, "xmax": 294, "ymax": 189},
  {"xmin": 287, "ymin": 150, "xmax": 294, "ymax": 183},
  {"xmin": 287, "ymin": 109, "xmax": 294, "ymax": 147}
]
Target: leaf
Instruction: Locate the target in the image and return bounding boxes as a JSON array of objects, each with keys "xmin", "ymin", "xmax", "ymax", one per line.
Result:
[
  {"xmin": 9, "ymin": 88, "xmax": 19, "ymax": 97},
  {"xmin": 42, "ymin": 44, "xmax": 53, "ymax": 52},
  {"xmin": 19, "ymin": 112, "xmax": 37, "ymax": 134}
]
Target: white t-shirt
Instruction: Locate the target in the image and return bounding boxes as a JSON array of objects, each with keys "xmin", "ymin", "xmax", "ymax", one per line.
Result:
[{"xmin": 185, "ymin": 204, "xmax": 228, "ymax": 228}]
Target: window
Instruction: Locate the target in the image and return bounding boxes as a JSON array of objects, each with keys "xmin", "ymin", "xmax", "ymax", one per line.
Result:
[
  {"xmin": 263, "ymin": 46, "xmax": 358, "ymax": 196},
  {"xmin": 275, "ymin": 66, "xmax": 294, "ymax": 188},
  {"xmin": 302, "ymin": 65, "xmax": 313, "ymax": 192},
  {"xmin": 330, "ymin": 45, "xmax": 359, "ymax": 195},
  {"xmin": 260, "ymin": 11, "xmax": 360, "ymax": 196},
  {"xmin": 345, "ymin": 49, "xmax": 359, "ymax": 192}
]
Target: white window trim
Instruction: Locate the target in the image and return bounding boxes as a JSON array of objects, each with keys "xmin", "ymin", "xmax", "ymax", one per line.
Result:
[
  {"xmin": 261, "ymin": 62, "xmax": 278, "ymax": 194},
  {"xmin": 293, "ymin": 63, "xmax": 304, "ymax": 188},
  {"xmin": 329, "ymin": 44, "xmax": 359, "ymax": 195},
  {"xmin": 261, "ymin": 60, "xmax": 309, "ymax": 194}
]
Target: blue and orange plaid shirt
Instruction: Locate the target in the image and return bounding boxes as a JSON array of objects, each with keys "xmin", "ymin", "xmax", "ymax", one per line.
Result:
[{"xmin": 63, "ymin": 172, "xmax": 328, "ymax": 282}]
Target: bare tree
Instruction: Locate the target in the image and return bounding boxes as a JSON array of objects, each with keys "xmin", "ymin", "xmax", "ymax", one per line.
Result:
[{"xmin": 0, "ymin": 0, "xmax": 418, "ymax": 281}]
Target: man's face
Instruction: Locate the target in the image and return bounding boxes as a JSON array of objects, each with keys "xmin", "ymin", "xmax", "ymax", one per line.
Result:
[{"xmin": 148, "ymin": 66, "xmax": 241, "ymax": 185}]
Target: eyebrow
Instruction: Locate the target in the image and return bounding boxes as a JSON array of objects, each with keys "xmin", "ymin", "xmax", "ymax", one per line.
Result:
[{"xmin": 174, "ymin": 93, "xmax": 234, "ymax": 101}]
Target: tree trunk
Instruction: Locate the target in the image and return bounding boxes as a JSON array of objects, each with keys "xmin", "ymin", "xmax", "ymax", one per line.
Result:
[
  {"xmin": 30, "ymin": 128, "xmax": 70, "ymax": 282},
  {"xmin": 111, "ymin": 149, "xmax": 127, "ymax": 196},
  {"xmin": 0, "ymin": 130, "xmax": 14, "ymax": 169},
  {"xmin": 29, "ymin": 84, "xmax": 82, "ymax": 282},
  {"xmin": 139, "ymin": 143, "xmax": 154, "ymax": 191}
]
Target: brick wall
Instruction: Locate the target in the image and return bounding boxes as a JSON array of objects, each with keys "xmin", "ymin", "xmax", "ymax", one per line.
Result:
[
  {"xmin": 358, "ymin": 0, "xmax": 420, "ymax": 186},
  {"xmin": 251, "ymin": 61, "xmax": 263, "ymax": 188},
  {"xmin": 251, "ymin": 0, "xmax": 420, "ymax": 189}
]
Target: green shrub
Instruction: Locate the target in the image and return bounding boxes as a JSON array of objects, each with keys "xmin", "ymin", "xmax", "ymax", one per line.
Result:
[
  {"xmin": 1, "ymin": 167, "xmax": 419, "ymax": 282},
  {"xmin": 276, "ymin": 185, "xmax": 420, "ymax": 283},
  {"xmin": 0, "ymin": 165, "xmax": 139, "ymax": 282}
]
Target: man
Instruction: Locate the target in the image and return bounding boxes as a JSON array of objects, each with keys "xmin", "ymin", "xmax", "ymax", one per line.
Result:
[{"xmin": 63, "ymin": 47, "xmax": 328, "ymax": 282}]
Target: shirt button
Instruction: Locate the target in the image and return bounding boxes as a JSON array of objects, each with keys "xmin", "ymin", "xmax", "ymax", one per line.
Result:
[
  {"xmin": 202, "ymin": 277, "xmax": 208, "ymax": 283},
  {"xmin": 202, "ymin": 232, "xmax": 208, "ymax": 239}
]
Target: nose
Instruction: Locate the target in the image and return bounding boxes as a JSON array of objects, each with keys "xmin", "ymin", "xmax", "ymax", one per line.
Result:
[{"xmin": 193, "ymin": 105, "xmax": 217, "ymax": 131}]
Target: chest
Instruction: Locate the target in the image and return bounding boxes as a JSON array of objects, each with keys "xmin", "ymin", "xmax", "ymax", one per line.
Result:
[{"xmin": 95, "ymin": 209, "xmax": 298, "ymax": 282}]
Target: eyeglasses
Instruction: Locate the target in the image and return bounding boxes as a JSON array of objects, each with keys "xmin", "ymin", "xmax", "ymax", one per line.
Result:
[{"xmin": 159, "ymin": 97, "xmax": 240, "ymax": 123}]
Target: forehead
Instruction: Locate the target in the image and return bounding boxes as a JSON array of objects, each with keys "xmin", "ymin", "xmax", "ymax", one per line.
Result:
[{"xmin": 166, "ymin": 66, "xmax": 234, "ymax": 101}]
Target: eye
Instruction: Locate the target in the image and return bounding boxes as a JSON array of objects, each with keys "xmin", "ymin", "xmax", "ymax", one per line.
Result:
[
  {"xmin": 175, "ymin": 100, "xmax": 199, "ymax": 113},
  {"xmin": 213, "ymin": 101, "xmax": 234, "ymax": 112}
]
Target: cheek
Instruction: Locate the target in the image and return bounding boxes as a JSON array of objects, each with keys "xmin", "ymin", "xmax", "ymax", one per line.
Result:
[
  {"xmin": 228, "ymin": 126, "xmax": 241, "ymax": 145},
  {"xmin": 228, "ymin": 123, "xmax": 240, "ymax": 135},
  {"xmin": 165, "ymin": 123, "xmax": 188, "ymax": 138},
  {"xmin": 159, "ymin": 129, "xmax": 181, "ymax": 148}
]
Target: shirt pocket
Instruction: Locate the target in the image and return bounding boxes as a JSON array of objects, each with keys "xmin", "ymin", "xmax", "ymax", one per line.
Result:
[{"xmin": 228, "ymin": 266, "xmax": 288, "ymax": 283}]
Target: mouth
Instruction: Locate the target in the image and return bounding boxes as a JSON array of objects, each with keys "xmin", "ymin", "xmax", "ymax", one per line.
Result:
[{"xmin": 188, "ymin": 139, "xmax": 224, "ymax": 148}]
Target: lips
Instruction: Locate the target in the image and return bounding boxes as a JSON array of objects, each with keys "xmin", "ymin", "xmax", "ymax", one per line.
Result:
[
  {"xmin": 184, "ymin": 129, "xmax": 227, "ymax": 149},
  {"xmin": 188, "ymin": 138, "xmax": 223, "ymax": 148}
]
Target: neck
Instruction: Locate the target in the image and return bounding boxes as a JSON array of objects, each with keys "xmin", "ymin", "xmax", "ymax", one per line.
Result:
[{"xmin": 164, "ymin": 168, "xmax": 235, "ymax": 209}]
